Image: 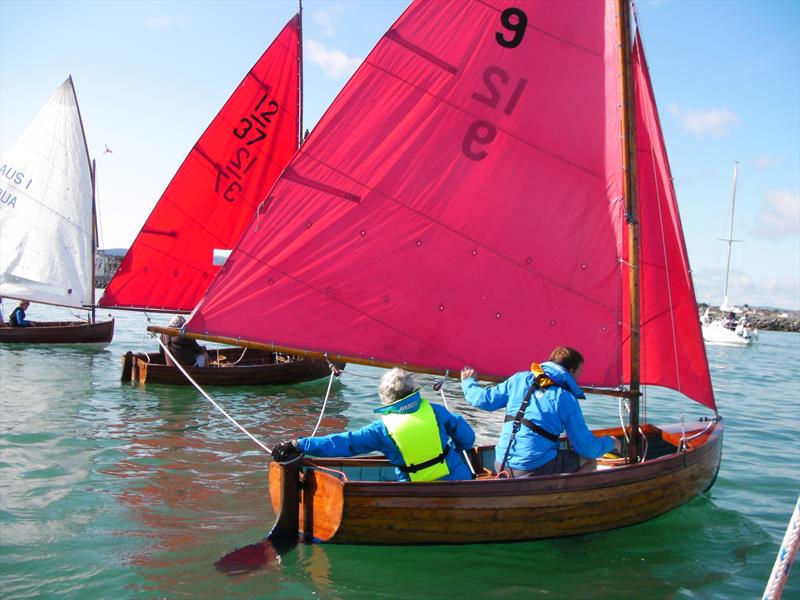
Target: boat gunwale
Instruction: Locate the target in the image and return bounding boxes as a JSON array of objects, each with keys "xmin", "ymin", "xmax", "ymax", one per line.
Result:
[{"xmin": 302, "ymin": 421, "xmax": 722, "ymax": 497}]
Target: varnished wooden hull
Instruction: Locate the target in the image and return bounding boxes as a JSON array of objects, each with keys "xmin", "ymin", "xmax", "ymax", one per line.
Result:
[
  {"xmin": 123, "ymin": 347, "xmax": 342, "ymax": 386},
  {"xmin": 269, "ymin": 421, "xmax": 723, "ymax": 544},
  {"xmin": 0, "ymin": 319, "xmax": 114, "ymax": 345}
]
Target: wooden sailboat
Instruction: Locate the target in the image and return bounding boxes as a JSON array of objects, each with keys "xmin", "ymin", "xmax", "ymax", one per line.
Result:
[
  {"xmin": 152, "ymin": 0, "xmax": 722, "ymax": 544},
  {"xmin": 0, "ymin": 77, "xmax": 114, "ymax": 345},
  {"xmin": 103, "ymin": 12, "xmax": 335, "ymax": 385}
]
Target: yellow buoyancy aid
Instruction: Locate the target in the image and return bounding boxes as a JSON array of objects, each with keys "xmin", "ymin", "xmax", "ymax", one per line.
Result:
[{"xmin": 381, "ymin": 394, "xmax": 450, "ymax": 482}]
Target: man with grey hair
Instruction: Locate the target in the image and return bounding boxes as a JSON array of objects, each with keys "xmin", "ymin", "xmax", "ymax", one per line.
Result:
[
  {"xmin": 160, "ymin": 315, "xmax": 209, "ymax": 367},
  {"xmin": 272, "ymin": 367, "xmax": 476, "ymax": 482}
]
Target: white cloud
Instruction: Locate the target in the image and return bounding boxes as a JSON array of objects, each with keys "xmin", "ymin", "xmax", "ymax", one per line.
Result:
[
  {"xmin": 312, "ymin": 3, "xmax": 344, "ymax": 37},
  {"xmin": 667, "ymin": 104, "xmax": 740, "ymax": 137},
  {"xmin": 694, "ymin": 267, "xmax": 800, "ymax": 310},
  {"xmin": 146, "ymin": 15, "xmax": 189, "ymax": 30},
  {"xmin": 752, "ymin": 189, "xmax": 800, "ymax": 239},
  {"xmin": 305, "ymin": 39, "xmax": 362, "ymax": 79},
  {"xmin": 754, "ymin": 155, "xmax": 782, "ymax": 169}
]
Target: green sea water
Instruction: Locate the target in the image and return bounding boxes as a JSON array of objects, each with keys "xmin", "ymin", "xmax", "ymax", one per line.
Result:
[{"xmin": 1, "ymin": 304, "xmax": 798, "ymax": 599}]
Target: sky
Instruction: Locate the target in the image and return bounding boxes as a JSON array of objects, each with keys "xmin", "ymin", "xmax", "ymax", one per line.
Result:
[{"xmin": 1, "ymin": 0, "xmax": 798, "ymax": 309}]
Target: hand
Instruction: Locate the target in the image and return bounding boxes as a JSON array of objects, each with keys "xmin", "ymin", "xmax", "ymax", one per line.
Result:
[
  {"xmin": 461, "ymin": 366, "xmax": 476, "ymax": 381},
  {"xmin": 272, "ymin": 440, "xmax": 303, "ymax": 464}
]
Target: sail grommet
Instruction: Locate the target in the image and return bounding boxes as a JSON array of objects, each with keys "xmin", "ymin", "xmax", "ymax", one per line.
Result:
[
  {"xmin": 416, "ymin": 239, "xmax": 423, "ymax": 247},
  {"xmin": 306, "ymin": 222, "xmax": 313, "ymax": 229},
  {"xmin": 325, "ymin": 287, "xmax": 333, "ymax": 296},
  {"xmin": 525, "ymin": 256, "xmax": 532, "ymax": 265},
  {"xmin": 268, "ymin": 278, "xmax": 275, "ymax": 286},
  {"xmin": 438, "ymin": 304, "xmax": 445, "ymax": 311},
  {"xmin": 581, "ymin": 263, "xmax": 588, "ymax": 270},
  {"xmin": 143, "ymin": 266, "xmax": 149, "ymax": 273},
  {"xmin": 550, "ymin": 319, "xmax": 556, "ymax": 326},
  {"xmin": 471, "ymin": 249, "xmax": 478, "ymax": 256},
  {"xmin": 495, "ymin": 312, "xmax": 502, "ymax": 319},
  {"xmin": 360, "ymin": 230, "xmax": 366, "ymax": 237}
]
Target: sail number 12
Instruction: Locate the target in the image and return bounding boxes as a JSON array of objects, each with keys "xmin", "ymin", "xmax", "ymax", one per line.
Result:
[{"xmin": 462, "ymin": 7, "xmax": 528, "ymax": 162}]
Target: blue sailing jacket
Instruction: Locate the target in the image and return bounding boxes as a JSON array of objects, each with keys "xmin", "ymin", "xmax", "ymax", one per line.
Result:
[
  {"xmin": 461, "ymin": 362, "xmax": 615, "ymax": 471},
  {"xmin": 297, "ymin": 394, "xmax": 475, "ymax": 482},
  {"xmin": 9, "ymin": 307, "xmax": 31, "ymax": 327}
]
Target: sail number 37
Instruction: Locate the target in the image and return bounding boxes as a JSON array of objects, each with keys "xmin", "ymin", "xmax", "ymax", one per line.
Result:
[{"xmin": 462, "ymin": 7, "xmax": 528, "ymax": 162}]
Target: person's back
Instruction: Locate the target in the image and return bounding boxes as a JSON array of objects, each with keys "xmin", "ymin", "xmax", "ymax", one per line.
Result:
[{"xmin": 461, "ymin": 347, "xmax": 618, "ymax": 476}]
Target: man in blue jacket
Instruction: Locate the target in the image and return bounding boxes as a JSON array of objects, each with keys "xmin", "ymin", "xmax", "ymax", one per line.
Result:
[
  {"xmin": 8, "ymin": 300, "xmax": 33, "ymax": 327},
  {"xmin": 272, "ymin": 368, "xmax": 476, "ymax": 482},
  {"xmin": 461, "ymin": 346, "xmax": 621, "ymax": 478}
]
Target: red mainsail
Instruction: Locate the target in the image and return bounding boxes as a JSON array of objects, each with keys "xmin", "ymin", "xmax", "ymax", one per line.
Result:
[
  {"xmin": 187, "ymin": 0, "xmax": 630, "ymax": 388},
  {"xmin": 632, "ymin": 34, "xmax": 715, "ymax": 409},
  {"xmin": 100, "ymin": 16, "xmax": 300, "ymax": 312}
]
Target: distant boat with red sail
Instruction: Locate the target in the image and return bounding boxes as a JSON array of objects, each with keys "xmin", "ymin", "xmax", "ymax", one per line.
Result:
[
  {"xmin": 0, "ymin": 77, "xmax": 114, "ymax": 345},
  {"xmin": 101, "ymin": 11, "xmax": 337, "ymax": 385},
  {"xmin": 153, "ymin": 0, "xmax": 722, "ymax": 546}
]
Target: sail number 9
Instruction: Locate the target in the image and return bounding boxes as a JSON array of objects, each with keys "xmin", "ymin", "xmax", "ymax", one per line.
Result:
[
  {"xmin": 462, "ymin": 7, "xmax": 529, "ymax": 162},
  {"xmin": 495, "ymin": 7, "xmax": 528, "ymax": 49}
]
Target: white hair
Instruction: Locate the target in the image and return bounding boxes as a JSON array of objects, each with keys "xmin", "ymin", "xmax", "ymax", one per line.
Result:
[
  {"xmin": 168, "ymin": 315, "xmax": 186, "ymax": 328},
  {"xmin": 378, "ymin": 368, "xmax": 416, "ymax": 405}
]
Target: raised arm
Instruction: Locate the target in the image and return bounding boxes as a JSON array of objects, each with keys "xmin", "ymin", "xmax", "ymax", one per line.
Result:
[{"xmin": 460, "ymin": 367, "xmax": 518, "ymax": 411}]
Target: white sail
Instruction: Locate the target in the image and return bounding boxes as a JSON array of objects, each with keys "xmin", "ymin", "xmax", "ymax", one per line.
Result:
[{"xmin": 0, "ymin": 77, "xmax": 94, "ymax": 309}]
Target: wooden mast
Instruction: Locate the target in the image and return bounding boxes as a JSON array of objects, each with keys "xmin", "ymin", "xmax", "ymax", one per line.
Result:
[
  {"xmin": 298, "ymin": 0, "xmax": 304, "ymax": 147},
  {"xmin": 618, "ymin": 0, "xmax": 641, "ymax": 461}
]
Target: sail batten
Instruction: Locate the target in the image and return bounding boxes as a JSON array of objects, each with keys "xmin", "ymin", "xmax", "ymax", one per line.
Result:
[{"xmin": 99, "ymin": 16, "xmax": 301, "ymax": 313}]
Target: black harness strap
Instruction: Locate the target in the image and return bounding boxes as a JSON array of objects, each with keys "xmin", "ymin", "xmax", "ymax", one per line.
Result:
[
  {"xmin": 398, "ymin": 446, "xmax": 450, "ymax": 474},
  {"xmin": 498, "ymin": 377, "xmax": 543, "ymax": 474},
  {"xmin": 503, "ymin": 414, "xmax": 560, "ymax": 443}
]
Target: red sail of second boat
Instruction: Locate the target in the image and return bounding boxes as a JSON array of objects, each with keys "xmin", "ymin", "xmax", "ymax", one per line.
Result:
[
  {"xmin": 187, "ymin": 0, "xmax": 715, "ymax": 411},
  {"xmin": 100, "ymin": 15, "xmax": 301, "ymax": 313}
]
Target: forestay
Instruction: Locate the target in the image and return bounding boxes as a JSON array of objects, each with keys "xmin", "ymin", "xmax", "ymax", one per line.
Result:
[
  {"xmin": 186, "ymin": 0, "xmax": 714, "ymax": 410},
  {"xmin": 99, "ymin": 16, "xmax": 301, "ymax": 313},
  {"xmin": 0, "ymin": 78, "xmax": 94, "ymax": 309}
]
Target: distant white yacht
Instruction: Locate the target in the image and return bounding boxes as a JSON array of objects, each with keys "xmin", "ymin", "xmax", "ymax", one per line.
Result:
[{"xmin": 701, "ymin": 161, "xmax": 757, "ymax": 346}]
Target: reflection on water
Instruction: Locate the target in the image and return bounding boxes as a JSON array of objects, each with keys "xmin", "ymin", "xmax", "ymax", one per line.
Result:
[{"xmin": 0, "ymin": 304, "xmax": 798, "ymax": 598}]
